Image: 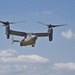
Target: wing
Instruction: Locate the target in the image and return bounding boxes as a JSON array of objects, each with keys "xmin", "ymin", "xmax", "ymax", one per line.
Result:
[
  {"xmin": 31, "ymin": 32, "xmax": 49, "ymax": 37},
  {"xmin": 10, "ymin": 30, "xmax": 26, "ymax": 36},
  {"xmin": 10, "ymin": 30, "xmax": 49, "ymax": 37}
]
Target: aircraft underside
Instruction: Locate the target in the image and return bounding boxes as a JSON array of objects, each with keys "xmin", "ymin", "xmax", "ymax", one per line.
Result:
[{"xmin": 20, "ymin": 38, "xmax": 36, "ymax": 47}]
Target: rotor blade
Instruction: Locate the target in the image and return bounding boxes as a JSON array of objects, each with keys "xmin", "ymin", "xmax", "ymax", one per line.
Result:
[
  {"xmin": 0, "ymin": 21, "xmax": 3, "ymax": 23},
  {"xmin": 0, "ymin": 20, "xmax": 26, "ymax": 25},
  {"xmin": 9, "ymin": 21, "xmax": 26, "ymax": 24},
  {"xmin": 0, "ymin": 21, "xmax": 8, "ymax": 25},
  {"xmin": 52, "ymin": 24, "xmax": 67, "ymax": 27},
  {"xmin": 37, "ymin": 21, "xmax": 47, "ymax": 25}
]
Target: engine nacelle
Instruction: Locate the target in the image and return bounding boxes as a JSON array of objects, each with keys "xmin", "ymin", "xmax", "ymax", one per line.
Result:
[
  {"xmin": 49, "ymin": 28, "xmax": 53, "ymax": 41},
  {"xmin": 5, "ymin": 25, "xmax": 10, "ymax": 39}
]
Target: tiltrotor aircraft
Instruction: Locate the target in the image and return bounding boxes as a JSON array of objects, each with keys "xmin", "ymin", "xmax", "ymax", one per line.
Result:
[{"xmin": 0, "ymin": 21, "xmax": 66, "ymax": 47}]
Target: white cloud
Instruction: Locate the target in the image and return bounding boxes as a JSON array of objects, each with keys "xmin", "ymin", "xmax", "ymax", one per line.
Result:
[
  {"xmin": 0, "ymin": 55, "xmax": 49, "ymax": 63},
  {"xmin": 0, "ymin": 64, "xmax": 27, "ymax": 74},
  {"xmin": 0, "ymin": 49, "xmax": 17, "ymax": 57},
  {"xmin": 61, "ymin": 29, "xmax": 75, "ymax": 39},
  {"xmin": 27, "ymin": 10, "xmax": 52, "ymax": 16},
  {"xmin": 43, "ymin": 10, "xmax": 52, "ymax": 15},
  {"xmin": 0, "ymin": 49, "xmax": 75, "ymax": 75},
  {"xmin": 0, "ymin": 49, "xmax": 49, "ymax": 75},
  {"xmin": 0, "ymin": 49, "xmax": 49, "ymax": 63},
  {"xmin": 0, "ymin": 64, "xmax": 48, "ymax": 75},
  {"xmin": 54, "ymin": 62, "xmax": 75, "ymax": 70}
]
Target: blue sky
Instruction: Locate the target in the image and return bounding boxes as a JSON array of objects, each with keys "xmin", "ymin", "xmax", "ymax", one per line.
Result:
[{"xmin": 0, "ymin": 0, "xmax": 75, "ymax": 75}]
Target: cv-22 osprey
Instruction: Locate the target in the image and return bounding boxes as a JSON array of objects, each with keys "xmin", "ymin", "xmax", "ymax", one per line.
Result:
[{"xmin": 0, "ymin": 21, "xmax": 66, "ymax": 47}]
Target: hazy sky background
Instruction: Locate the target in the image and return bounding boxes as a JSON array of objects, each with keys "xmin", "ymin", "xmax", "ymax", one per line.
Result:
[{"xmin": 0, "ymin": 0, "xmax": 75, "ymax": 75}]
